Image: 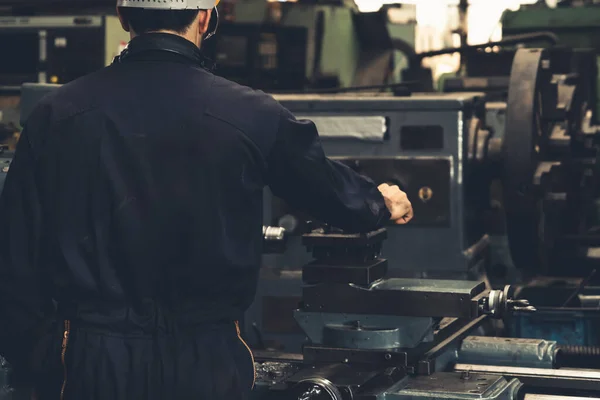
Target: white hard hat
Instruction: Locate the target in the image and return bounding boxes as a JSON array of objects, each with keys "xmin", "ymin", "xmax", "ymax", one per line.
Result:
[{"xmin": 116, "ymin": 0, "xmax": 220, "ymax": 10}]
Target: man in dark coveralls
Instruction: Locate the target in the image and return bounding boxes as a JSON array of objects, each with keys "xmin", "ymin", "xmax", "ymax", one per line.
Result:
[{"xmin": 0, "ymin": 0, "xmax": 413, "ymax": 399}]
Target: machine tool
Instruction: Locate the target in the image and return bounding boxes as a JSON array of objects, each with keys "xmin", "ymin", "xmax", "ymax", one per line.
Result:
[
  {"xmin": 250, "ymin": 46, "xmax": 600, "ymax": 351},
  {"xmin": 268, "ymin": 46, "xmax": 600, "ymax": 276},
  {"xmin": 252, "ymin": 227, "xmax": 600, "ymax": 400},
  {"xmin": 431, "ymin": 38, "xmax": 600, "ymax": 346}
]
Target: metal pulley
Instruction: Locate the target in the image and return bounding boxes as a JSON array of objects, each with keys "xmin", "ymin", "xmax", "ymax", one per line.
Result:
[
  {"xmin": 503, "ymin": 48, "xmax": 557, "ymax": 271},
  {"xmin": 502, "ymin": 48, "xmax": 600, "ymax": 274}
]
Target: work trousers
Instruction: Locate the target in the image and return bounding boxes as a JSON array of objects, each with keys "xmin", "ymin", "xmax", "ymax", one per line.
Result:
[{"xmin": 32, "ymin": 316, "xmax": 255, "ymax": 400}]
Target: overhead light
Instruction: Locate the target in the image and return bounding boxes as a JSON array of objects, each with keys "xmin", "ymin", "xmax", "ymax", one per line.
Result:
[{"xmin": 354, "ymin": 0, "xmax": 385, "ymax": 12}]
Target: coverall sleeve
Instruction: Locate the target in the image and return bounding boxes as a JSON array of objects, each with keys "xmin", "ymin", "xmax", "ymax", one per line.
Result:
[
  {"xmin": 0, "ymin": 129, "xmax": 51, "ymax": 375},
  {"xmin": 266, "ymin": 109, "xmax": 391, "ymax": 232}
]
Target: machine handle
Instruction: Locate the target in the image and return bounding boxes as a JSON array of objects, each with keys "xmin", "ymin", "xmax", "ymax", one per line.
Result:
[{"xmin": 262, "ymin": 226, "xmax": 288, "ymax": 254}]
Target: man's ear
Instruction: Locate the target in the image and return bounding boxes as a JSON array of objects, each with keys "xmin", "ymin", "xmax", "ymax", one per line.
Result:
[
  {"xmin": 198, "ymin": 9, "xmax": 212, "ymax": 37},
  {"xmin": 116, "ymin": 7, "xmax": 131, "ymax": 32}
]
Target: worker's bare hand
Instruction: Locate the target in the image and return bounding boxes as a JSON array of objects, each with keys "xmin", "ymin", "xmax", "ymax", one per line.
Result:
[{"xmin": 378, "ymin": 183, "xmax": 413, "ymax": 224}]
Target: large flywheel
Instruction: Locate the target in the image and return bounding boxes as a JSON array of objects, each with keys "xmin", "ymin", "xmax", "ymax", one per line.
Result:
[
  {"xmin": 503, "ymin": 49, "xmax": 555, "ymax": 271},
  {"xmin": 502, "ymin": 47, "xmax": 598, "ymax": 274}
]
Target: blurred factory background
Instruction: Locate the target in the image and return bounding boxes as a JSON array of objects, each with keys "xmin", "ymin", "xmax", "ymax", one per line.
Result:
[
  {"xmin": 0, "ymin": 0, "xmax": 589, "ymax": 106},
  {"xmin": 1, "ymin": 0, "xmax": 598, "ymax": 130}
]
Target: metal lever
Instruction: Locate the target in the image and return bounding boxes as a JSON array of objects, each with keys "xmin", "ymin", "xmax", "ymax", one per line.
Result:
[{"xmin": 262, "ymin": 226, "xmax": 287, "ymax": 254}]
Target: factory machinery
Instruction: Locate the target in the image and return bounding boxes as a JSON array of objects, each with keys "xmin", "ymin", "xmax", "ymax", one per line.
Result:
[
  {"xmin": 252, "ymin": 227, "xmax": 600, "ymax": 400},
  {"xmin": 250, "ymin": 45, "xmax": 600, "ymax": 351},
  {"xmin": 241, "ymin": 46, "xmax": 600, "ymax": 399}
]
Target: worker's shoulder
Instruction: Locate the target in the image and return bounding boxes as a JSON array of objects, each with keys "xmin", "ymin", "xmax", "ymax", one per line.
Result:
[
  {"xmin": 206, "ymin": 75, "xmax": 285, "ymax": 132},
  {"xmin": 32, "ymin": 67, "xmax": 113, "ymax": 124}
]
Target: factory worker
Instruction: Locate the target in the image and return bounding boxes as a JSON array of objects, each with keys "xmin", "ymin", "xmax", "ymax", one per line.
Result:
[{"xmin": 0, "ymin": 1, "xmax": 413, "ymax": 399}]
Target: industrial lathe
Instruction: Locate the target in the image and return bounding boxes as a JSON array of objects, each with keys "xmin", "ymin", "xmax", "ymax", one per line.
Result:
[
  {"xmin": 246, "ymin": 47, "xmax": 600, "ymax": 398},
  {"xmin": 251, "ymin": 226, "xmax": 600, "ymax": 400}
]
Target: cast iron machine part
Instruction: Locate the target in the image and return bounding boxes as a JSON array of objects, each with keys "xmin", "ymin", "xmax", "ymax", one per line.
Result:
[
  {"xmin": 500, "ymin": 48, "xmax": 600, "ymax": 276},
  {"xmin": 411, "ymin": 45, "xmax": 600, "ymax": 277},
  {"xmin": 298, "ymin": 227, "xmax": 535, "ymax": 320},
  {"xmin": 255, "ymin": 228, "xmax": 600, "ymax": 399},
  {"xmin": 272, "ymin": 47, "xmax": 600, "ymax": 279},
  {"xmin": 450, "ymin": 46, "xmax": 600, "ymax": 277},
  {"xmin": 257, "ymin": 227, "xmax": 538, "ymax": 400}
]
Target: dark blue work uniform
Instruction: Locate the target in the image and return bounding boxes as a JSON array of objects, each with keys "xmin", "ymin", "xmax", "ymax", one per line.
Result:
[{"xmin": 0, "ymin": 33, "xmax": 390, "ymax": 400}]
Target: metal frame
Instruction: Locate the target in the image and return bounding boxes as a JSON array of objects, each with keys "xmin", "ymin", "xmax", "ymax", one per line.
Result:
[{"xmin": 454, "ymin": 364, "xmax": 600, "ymax": 393}]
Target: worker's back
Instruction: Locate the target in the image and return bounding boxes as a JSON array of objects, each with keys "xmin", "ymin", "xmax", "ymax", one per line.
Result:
[
  {"xmin": 0, "ymin": 32, "xmax": 391, "ymax": 400},
  {"xmin": 30, "ymin": 34, "xmax": 281, "ymax": 325},
  {"xmin": 0, "ymin": 1, "xmax": 415, "ymax": 392}
]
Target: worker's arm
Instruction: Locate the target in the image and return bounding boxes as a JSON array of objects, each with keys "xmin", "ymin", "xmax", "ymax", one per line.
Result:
[
  {"xmin": 267, "ymin": 109, "xmax": 411, "ymax": 232},
  {"xmin": 0, "ymin": 127, "xmax": 52, "ymax": 380}
]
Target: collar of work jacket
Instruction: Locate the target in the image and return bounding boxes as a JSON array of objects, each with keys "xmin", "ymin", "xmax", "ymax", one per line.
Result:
[{"xmin": 115, "ymin": 32, "xmax": 216, "ymax": 72}]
